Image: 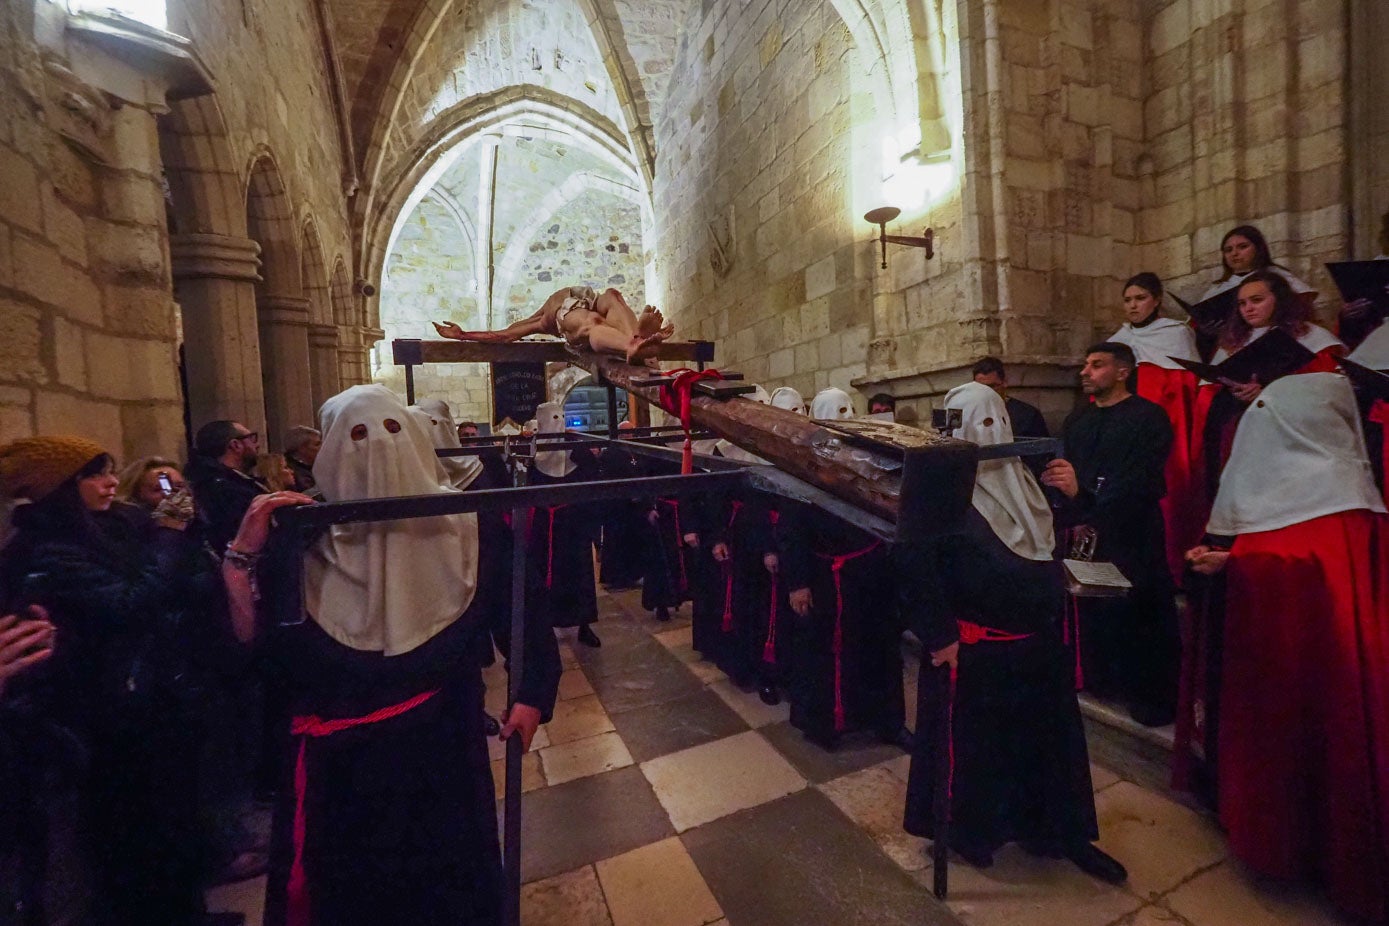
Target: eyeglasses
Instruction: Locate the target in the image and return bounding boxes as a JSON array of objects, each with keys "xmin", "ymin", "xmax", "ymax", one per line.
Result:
[{"xmin": 233, "ymin": 431, "xmax": 259, "ymax": 444}]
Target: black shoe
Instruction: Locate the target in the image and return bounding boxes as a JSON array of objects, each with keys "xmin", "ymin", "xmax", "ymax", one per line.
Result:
[
  {"xmin": 758, "ymin": 685, "xmax": 781, "ymax": 706},
  {"xmin": 577, "ymin": 625, "xmax": 602, "ymax": 648},
  {"xmin": 951, "ymin": 839, "xmax": 994, "ymax": 869},
  {"xmin": 1065, "ymin": 842, "xmax": 1127, "ymax": 884},
  {"xmin": 878, "ymin": 725, "xmax": 914, "ymax": 750},
  {"xmin": 203, "ymin": 915, "xmax": 247, "ymax": 926},
  {"xmin": 483, "ymin": 713, "xmax": 501, "ymax": 737},
  {"xmin": 654, "ymin": 607, "xmax": 671, "ymax": 622}
]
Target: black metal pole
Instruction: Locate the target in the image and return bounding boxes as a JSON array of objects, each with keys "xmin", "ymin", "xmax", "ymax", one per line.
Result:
[
  {"xmin": 404, "ymin": 363, "xmax": 416, "ymax": 405},
  {"xmin": 503, "ymin": 456, "xmax": 528, "ymax": 926},
  {"xmin": 932, "ymin": 663, "xmax": 955, "ymax": 900},
  {"xmin": 606, "ymin": 383, "xmax": 619, "ymax": 438}
]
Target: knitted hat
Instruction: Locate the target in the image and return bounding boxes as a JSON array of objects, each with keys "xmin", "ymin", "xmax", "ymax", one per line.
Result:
[{"xmin": 0, "ymin": 436, "xmax": 109, "ymax": 502}]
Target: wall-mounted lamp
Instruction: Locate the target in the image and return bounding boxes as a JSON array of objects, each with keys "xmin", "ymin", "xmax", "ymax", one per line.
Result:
[{"xmin": 864, "ymin": 207, "xmax": 934, "ymax": 270}]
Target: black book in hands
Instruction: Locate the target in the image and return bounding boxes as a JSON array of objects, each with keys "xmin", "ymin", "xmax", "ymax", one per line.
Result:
[
  {"xmin": 1327, "ymin": 261, "xmax": 1389, "ymax": 307},
  {"xmin": 1168, "ymin": 327, "xmax": 1315, "ymax": 385},
  {"xmin": 1171, "ymin": 288, "xmax": 1237, "ymax": 333}
]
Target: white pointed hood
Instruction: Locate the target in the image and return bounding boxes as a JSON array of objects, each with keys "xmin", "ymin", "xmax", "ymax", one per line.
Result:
[
  {"xmin": 716, "ymin": 385, "xmax": 771, "ymax": 464},
  {"xmin": 413, "ymin": 397, "xmax": 484, "ymax": 490},
  {"xmin": 534, "ymin": 401, "xmax": 577, "ymax": 478},
  {"xmin": 770, "ymin": 387, "xmax": 805, "ymax": 414},
  {"xmin": 306, "ymin": 385, "xmax": 478, "ymax": 656},
  {"xmin": 944, "ymin": 382, "xmax": 1056, "ymax": 561},
  {"xmin": 1207, "ymin": 373, "xmax": 1385, "ymax": 535},
  {"xmin": 811, "ymin": 388, "xmax": 854, "ymax": 420}
]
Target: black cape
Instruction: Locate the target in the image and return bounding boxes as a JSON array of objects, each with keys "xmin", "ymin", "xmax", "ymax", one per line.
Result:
[
  {"xmin": 901, "ymin": 513, "xmax": 1098, "ymax": 853},
  {"xmin": 777, "ymin": 502, "xmax": 904, "ymax": 741}
]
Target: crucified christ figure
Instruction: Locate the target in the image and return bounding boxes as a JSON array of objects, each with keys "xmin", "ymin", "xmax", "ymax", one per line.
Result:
[{"xmin": 433, "ymin": 286, "xmax": 674, "ymax": 364}]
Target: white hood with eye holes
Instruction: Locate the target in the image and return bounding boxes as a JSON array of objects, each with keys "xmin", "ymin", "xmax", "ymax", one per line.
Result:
[
  {"xmin": 414, "ymin": 397, "xmax": 484, "ymax": 490},
  {"xmin": 306, "ymin": 385, "xmax": 479, "ymax": 656},
  {"xmin": 534, "ymin": 401, "xmax": 577, "ymax": 478}
]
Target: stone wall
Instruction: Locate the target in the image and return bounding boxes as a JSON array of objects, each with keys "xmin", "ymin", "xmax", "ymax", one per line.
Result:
[
  {"xmin": 376, "ymin": 196, "xmax": 489, "ymax": 418},
  {"xmin": 503, "ymin": 189, "xmax": 645, "ymax": 321},
  {"xmin": 1135, "ymin": 0, "xmax": 1348, "ymax": 324},
  {"xmin": 0, "ymin": 0, "xmax": 362, "ymax": 460},
  {"xmin": 0, "ymin": 2, "xmax": 187, "ymax": 458},
  {"xmin": 654, "ymin": 0, "xmax": 873, "ymax": 404}
]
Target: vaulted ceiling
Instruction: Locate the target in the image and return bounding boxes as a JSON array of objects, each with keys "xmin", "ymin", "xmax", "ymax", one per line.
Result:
[{"xmin": 325, "ymin": 0, "xmax": 687, "ymax": 187}]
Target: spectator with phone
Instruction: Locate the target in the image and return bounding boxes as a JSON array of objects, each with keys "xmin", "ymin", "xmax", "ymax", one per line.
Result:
[{"xmin": 0, "ymin": 435, "xmax": 217, "ymax": 924}]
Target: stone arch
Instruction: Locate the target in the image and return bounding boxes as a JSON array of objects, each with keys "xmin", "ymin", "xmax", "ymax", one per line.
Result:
[
  {"xmin": 365, "ymin": 87, "xmax": 644, "ymax": 300},
  {"xmin": 245, "ymin": 152, "xmax": 315, "ymax": 445},
  {"xmin": 159, "ymin": 95, "xmax": 246, "ymax": 237},
  {"xmin": 353, "ymin": 0, "xmax": 657, "ymax": 245},
  {"xmin": 546, "ymin": 365, "xmax": 592, "ymax": 409}
]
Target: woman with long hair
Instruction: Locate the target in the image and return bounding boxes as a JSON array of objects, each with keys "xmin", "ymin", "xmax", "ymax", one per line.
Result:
[
  {"xmin": 1108, "ymin": 272, "xmax": 1202, "ymax": 582},
  {"xmin": 1194, "ymin": 269, "xmax": 1343, "ymax": 498}
]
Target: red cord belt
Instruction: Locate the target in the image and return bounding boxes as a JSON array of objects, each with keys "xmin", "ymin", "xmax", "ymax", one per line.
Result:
[
  {"xmin": 286, "ymin": 688, "xmax": 439, "ymax": 926},
  {"xmin": 815, "ymin": 541, "xmax": 882, "ymax": 731}
]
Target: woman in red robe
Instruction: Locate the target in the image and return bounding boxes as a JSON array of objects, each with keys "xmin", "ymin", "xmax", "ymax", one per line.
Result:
[
  {"xmin": 1192, "ymin": 269, "xmax": 1344, "ymax": 500},
  {"xmin": 1108, "ymin": 272, "xmax": 1202, "ymax": 584},
  {"xmin": 1186, "ymin": 373, "xmax": 1389, "ymax": 922}
]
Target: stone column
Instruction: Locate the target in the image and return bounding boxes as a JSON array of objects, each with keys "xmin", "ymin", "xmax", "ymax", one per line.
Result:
[
  {"xmin": 308, "ymin": 323, "xmax": 341, "ymax": 412},
  {"xmin": 170, "ymin": 233, "xmax": 268, "ymax": 434},
  {"xmin": 336, "ymin": 326, "xmax": 364, "ymax": 387},
  {"xmin": 257, "ymin": 295, "xmax": 316, "ymax": 447}
]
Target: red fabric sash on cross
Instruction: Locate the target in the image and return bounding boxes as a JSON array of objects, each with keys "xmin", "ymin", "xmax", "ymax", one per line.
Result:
[
  {"xmin": 815, "ymin": 540, "xmax": 882, "ymax": 732},
  {"xmin": 657, "ymin": 369, "xmax": 724, "ymax": 473},
  {"xmin": 956, "ymin": 621, "xmax": 1033, "ymax": 645},
  {"xmin": 286, "ymin": 689, "xmax": 440, "ymax": 926}
]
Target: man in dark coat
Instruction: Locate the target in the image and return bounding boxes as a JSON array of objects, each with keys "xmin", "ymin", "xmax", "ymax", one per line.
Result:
[
  {"xmin": 186, "ymin": 420, "xmax": 270, "ymax": 553},
  {"xmin": 1043, "ymin": 342, "xmax": 1179, "ymax": 726}
]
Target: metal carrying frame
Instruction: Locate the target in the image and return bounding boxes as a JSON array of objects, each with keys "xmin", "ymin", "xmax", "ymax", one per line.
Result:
[{"xmin": 276, "ymin": 339, "xmax": 1062, "ymax": 918}]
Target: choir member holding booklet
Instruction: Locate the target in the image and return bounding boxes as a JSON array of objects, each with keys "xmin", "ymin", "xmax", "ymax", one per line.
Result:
[{"xmin": 1183, "ymin": 373, "xmax": 1389, "ymax": 924}]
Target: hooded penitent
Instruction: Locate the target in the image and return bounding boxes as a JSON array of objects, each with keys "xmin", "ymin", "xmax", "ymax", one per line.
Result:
[
  {"xmin": 414, "ymin": 397, "xmax": 484, "ymax": 490},
  {"xmin": 943, "ymin": 382, "xmax": 1055, "ymax": 561},
  {"xmin": 810, "ymin": 387, "xmax": 854, "ymax": 421},
  {"xmin": 1207, "ymin": 373, "xmax": 1385, "ymax": 535},
  {"xmin": 769, "ymin": 387, "xmax": 805, "ymax": 414},
  {"xmin": 533, "ymin": 401, "xmax": 577, "ymax": 478},
  {"xmin": 305, "ymin": 385, "xmax": 479, "ymax": 656},
  {"xmin": 716, "ymin": 385, "xmax": 770, "ymax": 464}
]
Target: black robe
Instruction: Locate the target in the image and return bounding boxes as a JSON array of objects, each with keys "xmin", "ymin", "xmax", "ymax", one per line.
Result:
[
  {"xmin": 261, "ymin": 543, "xmax": 561, "ymax": 926},
  {"xmin": 596, "ymin": 442, "xmax": 646, "ymax": 590},
  {"xmin": 901, "ymin": 513, "xmax": 1098, "ymax": 853},
  {"xmin": 525, "ymin": 455, "xmax": 601, "ymax": 630},
  {"xmin": 777, "ymin": 502, "xmax": 904, "ymax": 742},
  {"xmin": 707, "ymin": 487, "xmax": 785, "ymax": 688},
  {"xmin": 638, "ymin": 457, "xmax": 697, "ymax": 615},
  {"xmin": 1059, "ymin": 395, "xmax": 1179, "ymax": 721}
]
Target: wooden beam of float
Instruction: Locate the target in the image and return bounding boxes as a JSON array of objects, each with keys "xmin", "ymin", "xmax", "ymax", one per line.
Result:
[
  {"xmin": 577, "ymin": 352, "xmax": 981, "ymax": 540},
  {"xmin": 392, "ymin": 338, "xmax": 717, "ymax": 366}
]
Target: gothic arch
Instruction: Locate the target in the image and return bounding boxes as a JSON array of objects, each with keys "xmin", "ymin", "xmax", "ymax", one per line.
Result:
[
  {"xmin": 353, "ymin": 0, "xmax": 657, "ymax": 247},
  {"xmin": 245, "ymin": 151, "xmax": 303, "ymax": 297},
  {"xmin": 159, "ymin": 95, "xmax": 246, "ymax": 237},
  {"xmin": 301, "ymin": 217, "xmax": 333, "ymax": 327},
  {"xmin": 364, "ymin": 87, "xmax": 644, "ymax": 297}
]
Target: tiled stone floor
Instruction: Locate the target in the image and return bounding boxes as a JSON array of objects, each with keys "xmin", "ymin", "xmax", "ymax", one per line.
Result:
[{"xmin": 209, "ymin": 586, "xmax": 1358, "ymax": 926}]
